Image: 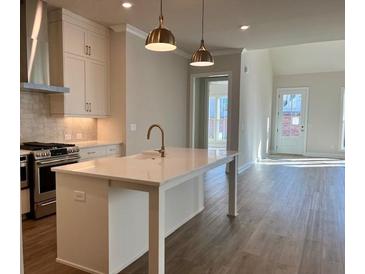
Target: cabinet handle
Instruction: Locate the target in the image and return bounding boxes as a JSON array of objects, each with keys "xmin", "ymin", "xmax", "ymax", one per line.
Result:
[
  {"xmin": 85, "ymin": 45, "xmax": 88, "ymax": 55},
  {"xmin": 85, "ymin": 102, "xmax": 88, "ymax": 112},
  {"xmin": 89, "ymin": 46, "xmax": 91, "ymax": 56},
  {"xmin": 89, "ymin": 103, "xmax": 92, "ymax": 112}
]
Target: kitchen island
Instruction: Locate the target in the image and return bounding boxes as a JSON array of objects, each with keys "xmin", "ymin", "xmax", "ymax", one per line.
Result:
[{"xmin": 53, "ymin": 147, "xmax": 238, "ymax": 274}]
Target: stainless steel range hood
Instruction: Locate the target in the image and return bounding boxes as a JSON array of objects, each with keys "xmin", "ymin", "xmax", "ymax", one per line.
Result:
[{"xmin": 20, "ymin": 0, "xmax": 69, "ymax": 93}]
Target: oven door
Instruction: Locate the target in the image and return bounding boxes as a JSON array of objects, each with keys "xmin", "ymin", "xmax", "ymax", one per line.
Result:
[
  {"xmin": 34, "ymin": 155, "xmax": 79, "ymax": 202},
  {"xmin": 20, "ymin": 159, "xmax": 28, "ymax": 189}
]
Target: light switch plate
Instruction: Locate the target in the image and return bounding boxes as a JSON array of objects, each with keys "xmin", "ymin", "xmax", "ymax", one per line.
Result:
[
  {"xmin": 130, "ymin": 123, "xmax": 137, "ymax": 131},
  {"xmin": 76, "ymin": 133, "xmax": 83, "ymax": 140},
  {"xmin": 73, "ymin": 191, "xmax": 86, "ymax": 202},
  {"xmin": 64, "ymin": 134, "xmax": 72, "ymax": 141}
]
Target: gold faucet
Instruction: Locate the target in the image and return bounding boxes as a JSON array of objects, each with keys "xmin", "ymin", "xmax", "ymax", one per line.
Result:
[{"xmin": 147, "ymin": 124, "xmax": 165, "ymax": 157}]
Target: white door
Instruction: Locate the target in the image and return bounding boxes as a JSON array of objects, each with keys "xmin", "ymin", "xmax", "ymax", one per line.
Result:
[
  {"xmin": 63, "ymin": 21, "xmax": 87, "ymax": 57},
  {"xmin": 275, "ymin": 88, "xmax": 308, "ymax": 155},
  {"xmin": 63, "ymin": 53, "xmax": 87, "ymax": 115},
  {"xmin": 87, "ymin": 31, "xmax": 106, "ymax": 62},
  {"xmin": 86, "ymin": 60, "xmax": 107, "ymax": 116}
]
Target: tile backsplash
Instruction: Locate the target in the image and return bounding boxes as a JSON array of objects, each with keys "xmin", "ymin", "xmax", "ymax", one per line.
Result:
[{"xmin": 20, "ymin": 92, "xmax": 97, "ymax": 143}]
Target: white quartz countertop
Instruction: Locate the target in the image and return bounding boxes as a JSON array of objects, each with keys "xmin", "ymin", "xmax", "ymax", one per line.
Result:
[
  {"xmin": 70, "ymin": 140, "xmax": 123, "ymax": 149},
  {"xmin": 53, "ymin": 147, "xmax": 238, "ymax": 186},
  {"xmin": 20, "ymin": 149, "xmax": 31, "ymax": 156}
]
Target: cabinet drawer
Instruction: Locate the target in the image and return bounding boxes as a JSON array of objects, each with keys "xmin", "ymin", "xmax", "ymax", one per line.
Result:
[
  {"xmin": 79, "ymin": 147, "xmax": 106, "ymax": 160},
  {"xmin": 106, "ymin": 144, "xmax": 122, "ymax": 156}
]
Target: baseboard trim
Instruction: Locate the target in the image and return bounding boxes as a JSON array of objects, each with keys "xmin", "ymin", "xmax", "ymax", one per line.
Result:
[
  {"xmin": 56, "ymin": 258, "xmax": 105, "ymax": 274},
  {"xmin": 303, "ymin": 152, "xmax": 345, "ymax": 159},
  {"xmin": 238, "ymin": 161, "xmax": 254, "ymax": 174}
]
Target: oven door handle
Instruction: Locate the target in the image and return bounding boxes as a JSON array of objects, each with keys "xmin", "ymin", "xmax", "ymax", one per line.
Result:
[
  {"xmin": 37, "ymin": 156, "xmax": 80, "ymax": 166},
  {"xmin": 39, "ymin": 200, "xmax": 56, "ymax": 207}
]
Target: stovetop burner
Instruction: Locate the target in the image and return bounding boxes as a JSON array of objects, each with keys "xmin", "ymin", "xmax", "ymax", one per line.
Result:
[{"xmin": 21, "ymin": 142, "xmax": 75, "ymax": 151}]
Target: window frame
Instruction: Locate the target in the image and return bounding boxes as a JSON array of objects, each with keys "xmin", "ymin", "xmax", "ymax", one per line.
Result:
[{"xmin": 339, "ymin": 87, "xmax": 345, "ymax": 151}]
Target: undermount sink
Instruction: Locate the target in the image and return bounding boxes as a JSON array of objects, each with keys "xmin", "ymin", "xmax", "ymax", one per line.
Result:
[{"xmin": 131, "ymin": 150, "xmax": 161, "ymax": 160}]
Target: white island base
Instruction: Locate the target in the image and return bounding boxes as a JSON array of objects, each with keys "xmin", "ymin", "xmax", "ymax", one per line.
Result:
[{"xmin": 53, "ymin": 147, "xmax": 238, "ymax": 274}]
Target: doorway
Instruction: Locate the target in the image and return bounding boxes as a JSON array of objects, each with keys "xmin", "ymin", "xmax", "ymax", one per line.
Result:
[
  {"xmin": 275, "ymin": 87, "xmax": 309, "ymax": 155},
  {"xmin": 207, "ymin": 79, "xmax": 228, "ymax": 149},
  {"xmin": 190, "ymin": 74, "xmax": 230, "ymax": 150}
]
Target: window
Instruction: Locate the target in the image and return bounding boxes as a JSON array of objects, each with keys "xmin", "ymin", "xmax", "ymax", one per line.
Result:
[
  {"xmin": 340, "ymin": 87, "xmax": 345, "ymax": 150},
  {"xmin": 207, "ymin": 80, "xmax": 228, "ymax": 148}
]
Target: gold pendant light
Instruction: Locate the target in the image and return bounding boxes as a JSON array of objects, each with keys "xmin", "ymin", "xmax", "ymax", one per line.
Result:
[
  {"xmin": 190, "ymin": 0, "xmax": 214, "ymax": 66},
  {"xmin": 145, "ymin": 0, "xmax": 176, "ymax": 52}
]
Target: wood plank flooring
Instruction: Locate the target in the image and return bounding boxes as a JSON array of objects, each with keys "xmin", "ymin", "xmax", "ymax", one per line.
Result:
[{"xmin": 22, "ymin": 157, "xmax": 345, "ymax": 274}]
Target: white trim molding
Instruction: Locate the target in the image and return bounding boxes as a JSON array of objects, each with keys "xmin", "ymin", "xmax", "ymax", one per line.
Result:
[
  {"xmin": 110, "ymin": 24, "xmax": 190, "ymax": 59},
  {"xmin": 303, "ymin": 152, "xmax": 345, "ymax": 159},
  {"xmin": 238, "ymin": 161, "xmax": 254, "ymax": 174},
  {"xmin": 211, "ymin": 49, "xmax": 244, "ymax": 56}
]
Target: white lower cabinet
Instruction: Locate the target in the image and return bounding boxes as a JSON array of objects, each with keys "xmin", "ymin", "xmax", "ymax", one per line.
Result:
[
  {"xmin": 21, "ymin": 189, "xmax": 30, "ymax": 215},
  {"xmin": 79, "ymin": 144, "xmax": 123, "ymax": 161}
]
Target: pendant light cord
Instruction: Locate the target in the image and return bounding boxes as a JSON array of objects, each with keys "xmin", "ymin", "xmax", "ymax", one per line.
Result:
[
  {"xmin": 159, "ymin": 0, "xmax": 163, "ymax": 26},
  {"xmin": 160, "ymin": 0, "xmax": 163, "ymax": 17},
  {"xmin": 201, "ymin": 0, "xmax": 205, "ymax": 42}
]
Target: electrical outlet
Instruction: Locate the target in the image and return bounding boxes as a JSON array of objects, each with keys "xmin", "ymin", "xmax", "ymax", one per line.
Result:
[
  {"xmin": 130, "ymin": 124, "xmax": 137, "ymax": 131},
  {"xmin": 73, "ymin": 191, "xmax": 86, "ymax": 202},
  {"xmin": 64, "ymin": 134, "xmax": 72, "ymax": 141},
  {"xmin": 76, "ymin": 133, "xmax": 83, "ymax": 140}
]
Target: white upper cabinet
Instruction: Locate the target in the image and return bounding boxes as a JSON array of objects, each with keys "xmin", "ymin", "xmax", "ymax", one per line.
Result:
[
  {"xmin": 48, "ymin": 9, "xmax": 110, "ymax": 117},
  {"xmin": 63, "ymin": 54, "xmax": 87, "ymax": 115},
  {"xmin": 86, "ymin": 60, "xmax": 107, "ymax": 116},
  {"xmin": 87, "ymin": 31, "xmax": 106, "ymax": 62},
  {"xmin": 63, "ymin": 21, "xmax": 87, "ymax": 57}
]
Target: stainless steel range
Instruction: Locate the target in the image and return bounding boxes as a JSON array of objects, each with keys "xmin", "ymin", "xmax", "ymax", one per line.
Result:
[{"xmin": 20, "ymin": 142, "xmax": 80, "ymax": 218}]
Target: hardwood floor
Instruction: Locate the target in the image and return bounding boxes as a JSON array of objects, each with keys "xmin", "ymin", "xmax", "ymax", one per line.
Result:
[{"xmin": 22, "ymin": 157, "xmax": 345, "ymax": 274}]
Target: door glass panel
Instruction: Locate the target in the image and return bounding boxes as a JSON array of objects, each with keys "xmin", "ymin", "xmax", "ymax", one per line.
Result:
[
  {"xmin": 208, "ymin": 97, "xmax": 216, "ymax": 140},
  {"xmin": 281, "ymin": 94, "xmax": 302, "ymax": 137},
  {"xmin": 38, "ymin": 161, "xmax": 78, "ymax": 194},
  {"xmin": 20, "ymin": 166, "xmax": 27, "ymax": 182},
  {"xmin": 208, "ymin": 80, "xmax": 228, "ymax": 148},
  {"xmin": 39, "ymin": 165, "xmax": 56, "ymax": 193}
]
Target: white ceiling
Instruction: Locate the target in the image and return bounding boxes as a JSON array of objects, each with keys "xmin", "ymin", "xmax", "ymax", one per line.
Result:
[
  {"xmin": 270, "ymin": 40, "xmax": 345, "ymax": 75},
  {"xmin": 45, "ymin": 0, "xmax": 345, "ymax": 54}
]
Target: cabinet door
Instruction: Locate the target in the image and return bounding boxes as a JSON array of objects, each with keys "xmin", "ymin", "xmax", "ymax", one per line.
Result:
[
  {"xmin": 63, "ymin": 21, "xmax": 87, "ymax": 57},
  {"xmin": 86, "ymin": 60, "xmax": 107, "ymax": 116},
  {"xmin": 21, "ymin": 189, "xmax": 30, "ymax": 214},
  {"xmin": 87, "ymin": 31, "xmax": 106, "ymax": 62},
  {"xmin": 64, "ymin": 54, "xmax": 87, "ymax": 115}
]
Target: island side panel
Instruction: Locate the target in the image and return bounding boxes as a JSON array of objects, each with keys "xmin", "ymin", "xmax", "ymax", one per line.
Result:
[
  {"xmin": 108, "ymin": 186, "xmax": 149, "ymax": 273},
  {"xmin": 56, "ymin": 173, "xmax": 110, "ymax": 274},
  {"xmin": 108, "ymin": 176, "xmax": 204, "ymax": 273}
]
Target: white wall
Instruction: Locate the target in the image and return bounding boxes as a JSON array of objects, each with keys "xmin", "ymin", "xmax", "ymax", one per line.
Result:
[
  {"xmin": 97, "ymin": 31, "xmax": 126, "ymax": 144},
  {"xmin": 125, "ymin": 32, "xmax": 189, "ymax": 155},
  {"xmin": 270, "ymin": 40, "xmax": 345, "ymax": 75},
  {"xmin": 189, "ymin": 53, "xmax": 242, "ymax": 153},
  {"xmin": 239, "ymin": 49, "xmax": 273, "ymax": 168},
  {"xmin": 272, "ymin": 71, "xmax": 345, "ymax": 156},
  {"xmin": 188, "ymin": 51, "xmax": 274, "ymax": 170},
  {"xmin": 98, "ymin": 29, "xmax": 189, "ymax": 155}
]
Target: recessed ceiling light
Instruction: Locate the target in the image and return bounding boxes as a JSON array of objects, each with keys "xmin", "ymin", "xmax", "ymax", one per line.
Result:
[
  {"xmin": 240, "ymin": 25, "xmax": 250, "ymax": 31},
  {"xmin": 122, "ymin": 2, "xmax": 133, "ymax": 8}
]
